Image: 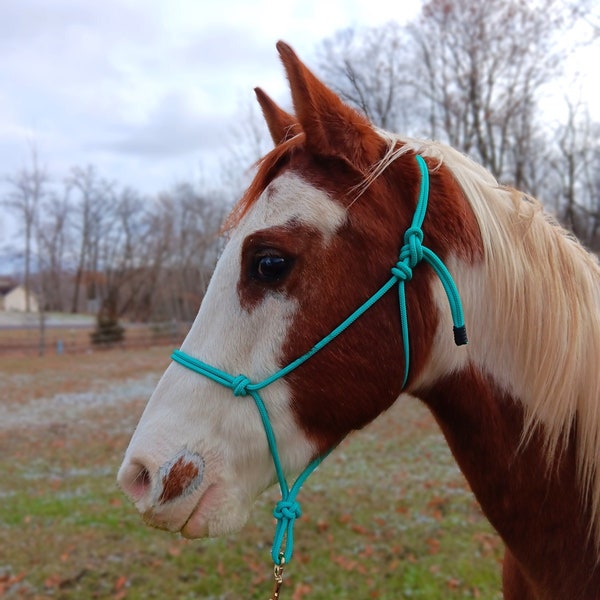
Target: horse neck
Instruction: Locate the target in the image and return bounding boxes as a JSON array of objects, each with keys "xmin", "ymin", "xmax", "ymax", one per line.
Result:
[
  {"xmin": 416, "ymin": 366, "xmax": 600, "ymax": 597},
  {"xmin": 410, "ymin": 227, "xmax": 600, "ymax": 597}
]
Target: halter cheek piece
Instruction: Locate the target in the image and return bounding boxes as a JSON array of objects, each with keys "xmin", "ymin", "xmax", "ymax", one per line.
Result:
[{"xmin": 171, "ymin": 154, "xmax": 467, "ymax": 570}]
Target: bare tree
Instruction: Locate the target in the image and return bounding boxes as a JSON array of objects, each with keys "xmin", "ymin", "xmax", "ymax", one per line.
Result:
[
  {"xmin": 316, "ymin": 23, "xmax": 413, "ymax": 132},
  {"xmin": 315, "ymin": 0, "xmax": 592, "ymax": 198},
  {"xmin": 66, "ymin": 165, "xmax": 116, "ymax": 313},
  {"xmin": 92, "ymin": 186, "xmax": 144, "ymax": 319},
  {"xmin": 409, "ymin": 0, "xmax": 588, "ymax": 186},
  {"xmin": 552, "ymin": 99, "xmax": 600, "ymax": 248},
  {"xmin": 220, "ymin": 98, "xmax": 274, "ymax": 200},
  {"xmin": 36, "ymin": 188, "xmax": 71, "ymax": 312},
  {"xmin": 153, "ymin": 183, "xmax": 226, "ymax": 321},
  {"xmin": 127, "ymin": 199, "xmax": 174, "ymax": 321},
  {"xmin": 2, "ymin": 145, "xmax": 48, "ymax": 312}
]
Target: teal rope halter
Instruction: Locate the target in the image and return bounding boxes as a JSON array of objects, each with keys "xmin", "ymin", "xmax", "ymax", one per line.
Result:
[{"xmin": 171, "ymin": 154, "xmax": 467, "ymax": 568}]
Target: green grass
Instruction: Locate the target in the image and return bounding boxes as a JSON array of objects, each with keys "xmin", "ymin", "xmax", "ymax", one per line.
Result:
[{"xmin": 0, "ymin": 348, "xmax": 503, "ymax": 598}]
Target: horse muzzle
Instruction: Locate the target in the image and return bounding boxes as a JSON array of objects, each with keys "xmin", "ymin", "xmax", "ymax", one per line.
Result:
[{"xmin": 118, "ymin": 447, "xmax": 216, "ymax": 536}]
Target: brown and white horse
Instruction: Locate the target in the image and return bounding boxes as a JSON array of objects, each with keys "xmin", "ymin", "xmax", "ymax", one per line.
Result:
[{"xmin": 118, "ymin": 42, "xmax": 600, "ymax": 598}]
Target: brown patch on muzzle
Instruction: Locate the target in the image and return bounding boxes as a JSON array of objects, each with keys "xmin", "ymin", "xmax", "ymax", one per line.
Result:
[{"xmin": 158, "ymin": 449, "xmax": 205, "ymax": 504}]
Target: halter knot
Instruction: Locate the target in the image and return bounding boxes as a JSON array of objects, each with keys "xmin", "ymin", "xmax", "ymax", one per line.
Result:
[
  {"xmin": 403, "ymin": 226, "xmax": 424, "ymax": 266},
  {"xmin": 273, "ymin": 499, "xmax": 302, "ymax": 521},
  {"xmin": 232, "ymin": 374, "xmax": 251, "ymax": 397},
  {"xmin": 391, "ymin": 260, "xmax": 413, "ymax": 281}
]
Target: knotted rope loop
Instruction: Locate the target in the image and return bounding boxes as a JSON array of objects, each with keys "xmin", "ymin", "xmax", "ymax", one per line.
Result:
[
  {"xmin": 271, "ymin": 495, "xmax": 306, "ymax": 565},
  {"xmin": 403, "ymin": 225, "xmax": 424, "ymax": 266},
  {"xmin": 232, "ymin": 374, "xmax": 251, "ymax": 397},
  {"xmin": 391, "ymin": 260, "xmax": 413, "ymax": 282},
  {"xmin": 273, "ymin": 499, "xmax": 302, "ymax": 521},
  {"xmin": 392, "ymin": 225, "xmax": 426, "ymax": 282}
]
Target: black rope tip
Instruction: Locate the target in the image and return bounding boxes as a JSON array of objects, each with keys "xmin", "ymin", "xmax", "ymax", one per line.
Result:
[{"xmin": 453, "ymin": 325, "xmax": 468, "ymax": 346}]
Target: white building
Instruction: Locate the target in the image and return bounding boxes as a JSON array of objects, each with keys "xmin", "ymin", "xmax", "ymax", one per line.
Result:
[{"xmin": 0, "ymin": 284, "xmax": 39, "ymax": 312}]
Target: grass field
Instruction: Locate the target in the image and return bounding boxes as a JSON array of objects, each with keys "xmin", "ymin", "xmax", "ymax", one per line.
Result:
[{"xmin": 0, "ymin": 347, "xmax": 503, "ymax": 599}]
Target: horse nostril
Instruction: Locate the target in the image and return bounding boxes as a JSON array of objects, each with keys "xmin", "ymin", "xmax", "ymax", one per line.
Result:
[
  {"xmin": 118, "ymin": 450, "xmax": 205, "ymax": 507},
  {"xmin": 135, "ymin": 466, "xmax": 151, "ymax": 492},
  {"xmin": 118, "ymin": 461, "xmax": 153, "ymax": 502}
]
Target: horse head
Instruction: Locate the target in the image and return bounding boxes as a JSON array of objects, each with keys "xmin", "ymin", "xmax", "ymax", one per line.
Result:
[{"xmin": 117, "ymin": 41, "xmax": 480, "ymax": 542}]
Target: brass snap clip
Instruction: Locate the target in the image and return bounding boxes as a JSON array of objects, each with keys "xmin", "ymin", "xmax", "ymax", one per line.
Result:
[{"xmin": 269, "ymin": 556, "xmax": 285, "ymax": 599}]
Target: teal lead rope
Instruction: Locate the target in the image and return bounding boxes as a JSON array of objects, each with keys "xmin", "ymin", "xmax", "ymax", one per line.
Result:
[
  {"xmin": 170, "ymin": 153, "xmax": 467, "ymax": 574},
  {"xmin": 392, "ymin": 155, "xmax": 467, "ymax": 385}
]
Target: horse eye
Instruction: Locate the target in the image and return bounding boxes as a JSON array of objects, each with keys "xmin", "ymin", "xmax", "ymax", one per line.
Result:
[{"xmin": 252, "ymin": 254, "xmax": 291, "ymax": 283}]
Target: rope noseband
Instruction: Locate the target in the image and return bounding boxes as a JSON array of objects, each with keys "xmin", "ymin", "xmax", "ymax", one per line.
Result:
[{"xmin": 171, "ymin": 154, "xmax": 467, "ymax": 575}]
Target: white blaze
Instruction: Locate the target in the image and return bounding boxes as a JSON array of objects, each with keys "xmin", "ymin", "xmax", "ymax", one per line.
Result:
[{"xmin": 118, "ymin": 172, "xmax": 346, "ymax": 537}]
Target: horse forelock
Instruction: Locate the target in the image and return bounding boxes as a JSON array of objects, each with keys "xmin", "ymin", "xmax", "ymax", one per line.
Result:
[{"xmin": 224, "ymin": 134, "xmax": 306, "ymax": 233}]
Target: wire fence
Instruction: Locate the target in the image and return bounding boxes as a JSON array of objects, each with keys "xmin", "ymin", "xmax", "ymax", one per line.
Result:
[{"xmin": 0, "ymin": 320, "xmax": 191, "ymax": 357}]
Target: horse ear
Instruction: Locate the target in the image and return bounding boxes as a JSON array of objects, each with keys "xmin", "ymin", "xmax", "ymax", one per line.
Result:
[
  {"xmin": 276, "ymin": 40, "xmax": 383, "ymax": 171},
  {"xmin": 254, "ymin": 87, "xmax": 301, "ymax": 145}
]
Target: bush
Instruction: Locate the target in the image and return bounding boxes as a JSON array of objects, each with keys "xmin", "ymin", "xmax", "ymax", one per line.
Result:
[{"xmin": 90, "ymin": 313, "xmax": 125, "ymax": 347}]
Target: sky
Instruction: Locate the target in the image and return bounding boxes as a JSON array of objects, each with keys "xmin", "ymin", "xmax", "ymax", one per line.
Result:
[
  {"xmin": 0, "ymin": 0, "xmax": 598, "ymax": 255},
  {"xmin": 0, "ymin": 0, "xmax": 420, "ymax": 201}
]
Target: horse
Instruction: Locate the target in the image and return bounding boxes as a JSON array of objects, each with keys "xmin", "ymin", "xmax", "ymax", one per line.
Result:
[{"xmin": 118, "ymin": 41, "xmax": 600, "ymax": 599}]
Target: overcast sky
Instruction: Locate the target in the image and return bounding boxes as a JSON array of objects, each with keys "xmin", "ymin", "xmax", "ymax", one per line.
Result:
[
  {"xmin": 1, "ymin": 0, "xmax": 598, "ymax": 255},
  {"xmin": 0, "ymin": 0, "xmax": 421, "ymax": 201}
]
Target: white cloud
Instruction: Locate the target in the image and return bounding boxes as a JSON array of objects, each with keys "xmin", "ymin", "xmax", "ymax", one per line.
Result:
[
  {"xmin": 104, "ymin": 92, "xmax": 224, "ymax": 157},
  {"xmin": 0, "ymin": 0, "xmax": 291, "ymax": 195}
]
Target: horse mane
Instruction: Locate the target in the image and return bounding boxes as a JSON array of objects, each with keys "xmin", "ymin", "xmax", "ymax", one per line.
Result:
[{"xmin": 374, "ymin": 132, "xmax": 600, "ymax": 545}]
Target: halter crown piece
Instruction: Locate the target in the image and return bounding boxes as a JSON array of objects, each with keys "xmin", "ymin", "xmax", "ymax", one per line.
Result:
[{"xmin": 171, "ymin": 154, "xmax": 467, "ymax": 572}]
